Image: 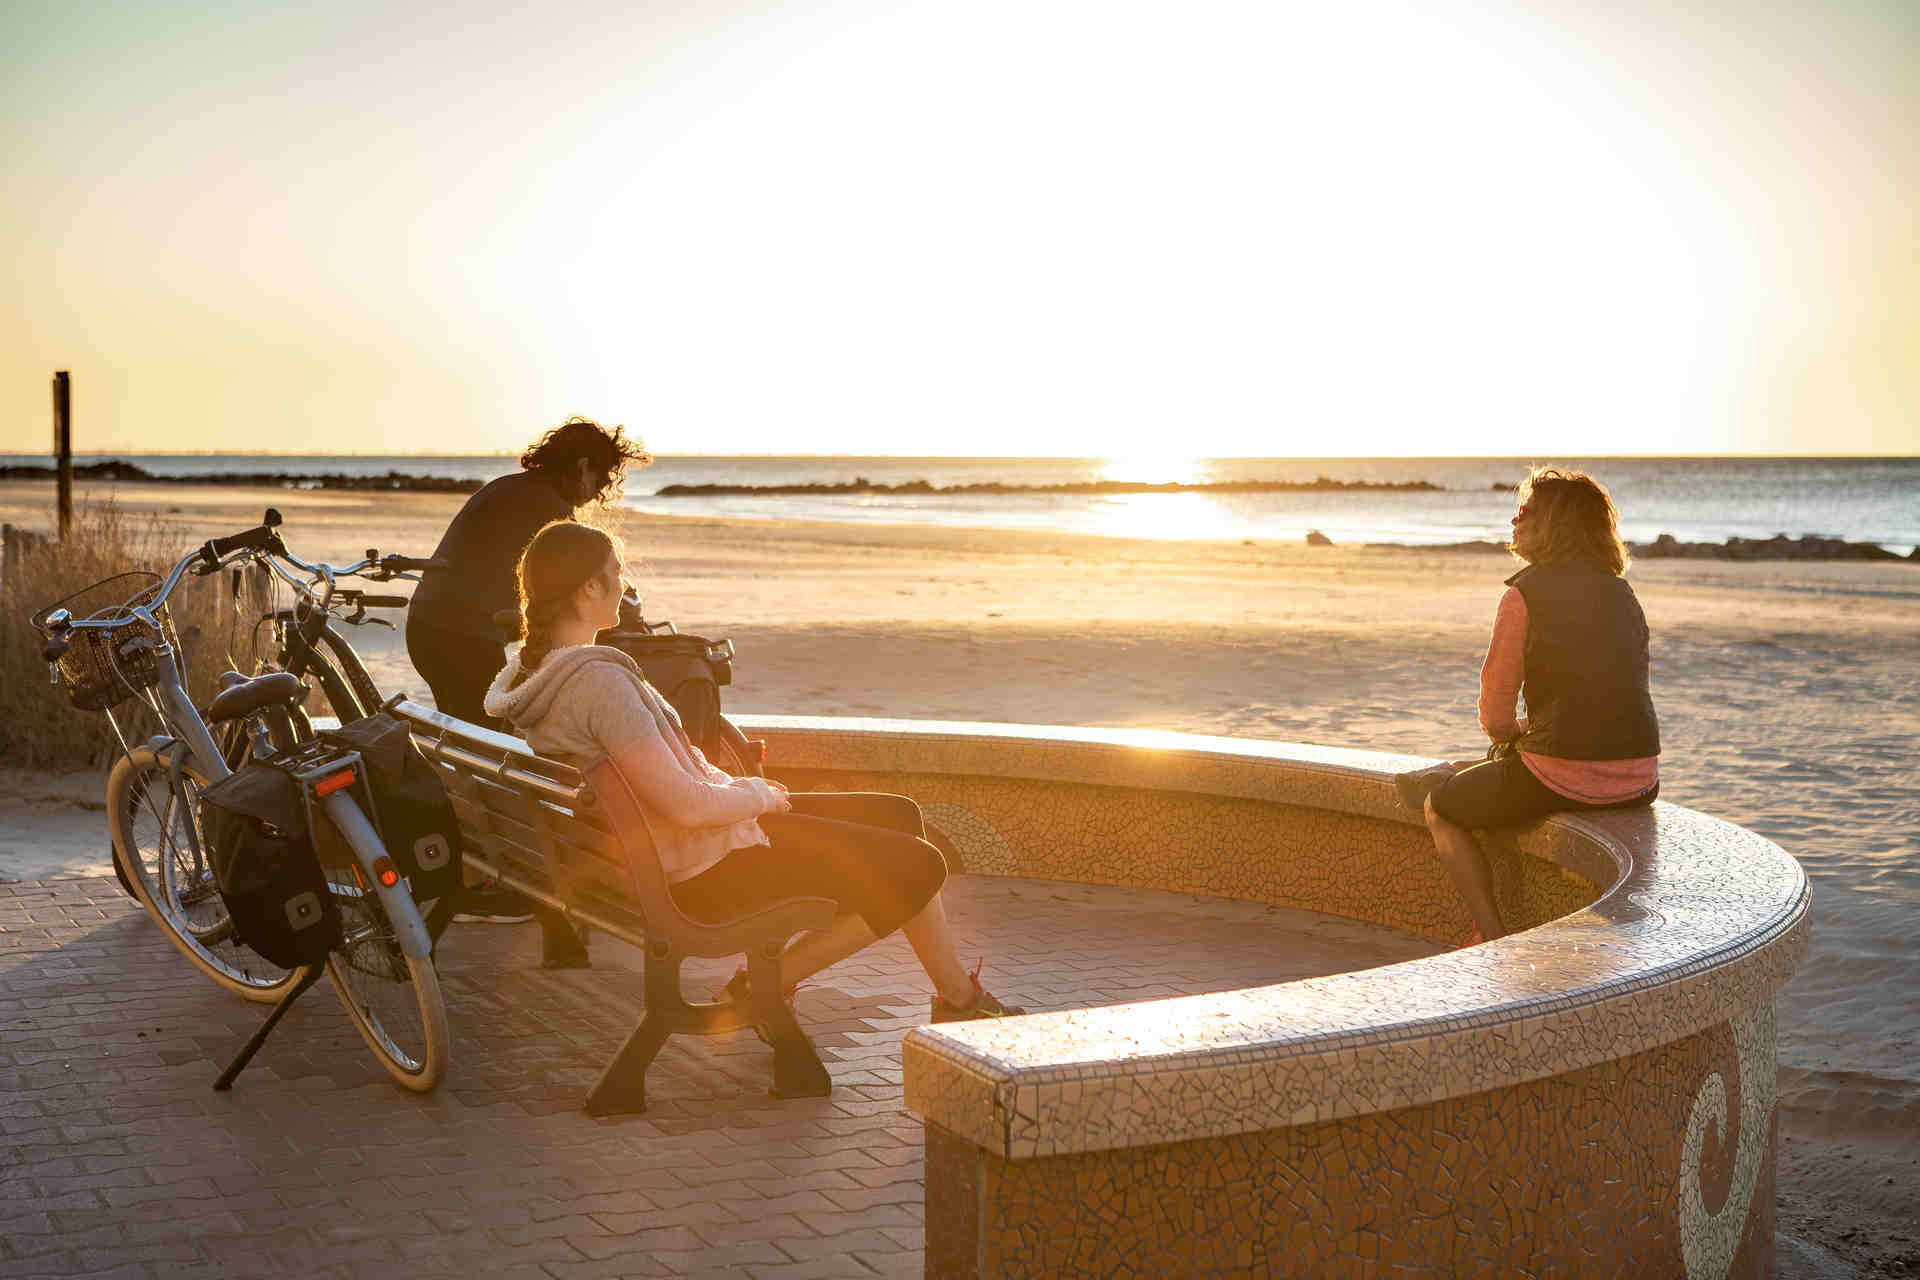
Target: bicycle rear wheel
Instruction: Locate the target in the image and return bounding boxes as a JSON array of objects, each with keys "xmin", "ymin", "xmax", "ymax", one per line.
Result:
[
  {"xmin": 108, "ymin": 747, "xmax": 301, "ymax": 1003},
  {"xmin": 323, "ymin": 881, "xmax": 447, "ymax": 1091}
]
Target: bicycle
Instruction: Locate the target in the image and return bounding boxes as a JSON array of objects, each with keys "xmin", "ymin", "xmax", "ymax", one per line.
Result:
[{"xmin": 32, "ymin": 509, "xmax": 451, "ymax": 1091}]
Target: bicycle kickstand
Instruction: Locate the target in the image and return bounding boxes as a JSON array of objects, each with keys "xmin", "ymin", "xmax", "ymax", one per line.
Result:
[{"xmin": 212, "ymin": 964, "xmax": 325, "ymax": 1091}]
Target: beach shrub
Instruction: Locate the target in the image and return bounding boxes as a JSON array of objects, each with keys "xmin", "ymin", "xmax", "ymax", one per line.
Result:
[{"xmin": 0, "ymin": 500, "xmax": 272, "ymax": 770}]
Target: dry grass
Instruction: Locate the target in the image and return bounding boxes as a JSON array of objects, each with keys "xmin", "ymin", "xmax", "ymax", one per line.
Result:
[{"xmin": 1, "ymin": 500, "xmax": 275, "ymax": 769}]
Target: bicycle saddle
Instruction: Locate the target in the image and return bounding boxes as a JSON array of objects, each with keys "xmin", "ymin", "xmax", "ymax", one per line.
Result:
[{"xmin": 207, "ymin": 671, "xmax": 305, "ymax": 724}]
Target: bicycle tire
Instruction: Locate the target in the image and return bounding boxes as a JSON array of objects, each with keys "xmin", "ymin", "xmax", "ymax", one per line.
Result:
[
  {"xmin": 281, "ymin": 629, "xmax": 369, "ymax": 728},
  {"xmin": 107, "ymin": 747, "xmax": 302, "ymax": 1004},
  {"xmin": 323, "ymin": 883, "xmax": 448, "ymax": 1091},
  {"xmin": 317, "ymin": 623, "xmax": 385, "ymax": 723}
]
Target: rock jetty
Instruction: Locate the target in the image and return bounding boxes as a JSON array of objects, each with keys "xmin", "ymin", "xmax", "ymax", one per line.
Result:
[
  {"xmin": 0, "ymin": 461, "xmax": 481, "ymax": 493},
  {"xmin": 1632, "ymin": 532, "xmax": 1913, "ymax": 562}
]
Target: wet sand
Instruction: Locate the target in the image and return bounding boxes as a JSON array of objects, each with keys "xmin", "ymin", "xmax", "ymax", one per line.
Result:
[{"xmin": 4, "ymin": 480, "xmax": 1916, "ymax": 1272}]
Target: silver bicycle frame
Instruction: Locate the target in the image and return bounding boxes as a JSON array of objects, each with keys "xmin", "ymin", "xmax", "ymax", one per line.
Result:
[{"xmin": 147, "ymin": 640, "xmax": 431, "ymax": 962}]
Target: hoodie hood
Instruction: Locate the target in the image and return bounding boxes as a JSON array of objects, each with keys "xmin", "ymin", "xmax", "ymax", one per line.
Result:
[{"xmin": 483, "ymin": 644, "xmax": 638, "ymax": 730}]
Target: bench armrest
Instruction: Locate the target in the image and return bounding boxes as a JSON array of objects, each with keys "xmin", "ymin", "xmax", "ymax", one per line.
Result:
[{"xmin": 584, "ymin": 758, "xmax": 839, "ymax": 956}]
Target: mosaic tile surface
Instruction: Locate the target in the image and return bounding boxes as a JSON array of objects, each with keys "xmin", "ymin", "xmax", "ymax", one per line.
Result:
[
  {"xmin": 924, "ymin": 1009, "xmax": 1779, "ymax": 1278},
  {"xmin": 738, "ymin": 717, "xmax": 1809, "ymax": 1161}
]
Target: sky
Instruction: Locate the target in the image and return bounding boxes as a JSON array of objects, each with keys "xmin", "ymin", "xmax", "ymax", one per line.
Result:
[{"xmin": 3, "ymin": 0, "xmax": 1915, "ymax": 459}]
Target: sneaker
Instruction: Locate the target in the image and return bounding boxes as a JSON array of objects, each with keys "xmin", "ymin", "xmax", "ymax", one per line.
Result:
[
  {"xmin": 1393, "ymin": 762, "xmax": 1460, "ymax": 812},
  {"xmin": 931, "ymin": 963, "xmax": 1026, "ymax": 1023},
  {"xmin": 452, "ymin": 883, "xmax": 536, "ymax": 924}
]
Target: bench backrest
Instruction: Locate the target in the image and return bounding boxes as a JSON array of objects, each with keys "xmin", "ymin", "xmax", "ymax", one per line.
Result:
[
  {"xmin": 391, "ymin": 699, "xmax": 837, "ymax": 959},
  {"xmin": 389, "ymin": 699, "xmax": 679, "ymax": 944}
]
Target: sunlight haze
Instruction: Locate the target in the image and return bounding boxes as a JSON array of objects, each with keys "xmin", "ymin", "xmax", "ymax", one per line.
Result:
[{"xmin": 4, "ymin": 0, "xmax": 1915, "ymax": 457}]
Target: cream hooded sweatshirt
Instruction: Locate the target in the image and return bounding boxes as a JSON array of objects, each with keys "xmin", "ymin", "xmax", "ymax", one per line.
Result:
[{"xmin": 482, "ymin": 644, "xmax": 778, "ymax": 884}]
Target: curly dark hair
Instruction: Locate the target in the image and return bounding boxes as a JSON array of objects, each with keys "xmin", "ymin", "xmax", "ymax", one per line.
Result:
[{"xmin": 520, "ymin": 417, "xmax": 652, "ymax": 506}]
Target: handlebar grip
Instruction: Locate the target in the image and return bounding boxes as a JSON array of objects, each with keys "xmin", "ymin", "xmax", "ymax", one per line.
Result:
[
  {"xmin": 381, "ymin": 555, "xmax": 444, "ymax": 572},
  {"xmin": 356, "ymin": 595, "xmax": 409, "ymax": 609},
  {"xmin": 200, "ymin": 523, "xmax": 283, "ymax": 567}
]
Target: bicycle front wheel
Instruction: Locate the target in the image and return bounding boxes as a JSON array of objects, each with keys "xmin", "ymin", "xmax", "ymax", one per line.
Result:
[
  {"xmin": 107, "ymin": 747, "xmax": 302, "ymax": 1003},
  {"xmin": 274, "ymin": 616, "xmax": 381, "ymax": 728},
  {"xmin": 324, "ymin": 883, "xmax": 448, "ymax": 1091}
]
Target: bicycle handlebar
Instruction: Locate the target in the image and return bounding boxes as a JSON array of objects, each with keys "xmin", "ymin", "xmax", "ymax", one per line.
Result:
[
  {"xmin": 199, "ymin": 507, "xmax": 285, "ymax": 569},
  {"xmin": 376, "ymin": 554, "xmax": 442, "ymax": 575},
  {"xmin": 37, "ymin": 509, "xmax": 436, "ymax": 642}
]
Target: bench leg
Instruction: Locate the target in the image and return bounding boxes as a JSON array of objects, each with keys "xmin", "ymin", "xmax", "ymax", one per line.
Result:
[
  {"xmin": 585, "ymin": 1013, "xmax": 669, "ymax": 1117},
  {"xmin": 764, "ymin": 1004, "xmax": 832, "ymax": 1099},
  {"xmin": 748, "ymin": 947, "xmax": 831, "ymax": 1099}
]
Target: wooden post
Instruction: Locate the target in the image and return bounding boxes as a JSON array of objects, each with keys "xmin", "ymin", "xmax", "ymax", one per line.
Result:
[{"xmin": 51, "ymin": 371, "xmax": 72, "ymax": 539}]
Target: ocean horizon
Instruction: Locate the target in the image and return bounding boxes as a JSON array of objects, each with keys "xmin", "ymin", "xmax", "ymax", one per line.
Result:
[{"xmin": 5, "ymin": 453, "xmax": 1917, "ymax": 555}]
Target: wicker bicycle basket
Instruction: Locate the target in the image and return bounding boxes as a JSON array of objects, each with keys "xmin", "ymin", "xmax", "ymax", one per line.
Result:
[{"xmin": 32, "ymin": 572, "xmax": 179, "ymax": 712}]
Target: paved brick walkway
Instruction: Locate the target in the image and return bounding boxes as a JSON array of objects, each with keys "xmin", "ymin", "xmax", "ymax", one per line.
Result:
[{"xmin": 1, "ymin": 874, "xmax": 1435, "ymax": 1278}]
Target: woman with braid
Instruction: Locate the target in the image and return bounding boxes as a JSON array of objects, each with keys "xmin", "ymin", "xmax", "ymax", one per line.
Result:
[
  {"xmin": 484, "ymin": 521, "xmax": 1025, "ymax": 1023},
  {"xmin": 1394, "ymin": 467, "xmax": 1660, "ymax": 942}
]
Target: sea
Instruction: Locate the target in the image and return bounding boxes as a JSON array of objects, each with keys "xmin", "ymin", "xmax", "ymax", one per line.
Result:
[{"xmin": 6, "ymin": 454, "xmax": 1916, "ymax": 555}]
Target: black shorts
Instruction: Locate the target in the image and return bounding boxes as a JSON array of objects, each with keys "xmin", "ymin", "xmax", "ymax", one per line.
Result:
[
  {"xmin": 1429, "ymin": 751, "xmax": 1658, "ymax": 831},
  {"xmin": 669, "ymin": 792, "xmax": 948, "ymax": 940}
]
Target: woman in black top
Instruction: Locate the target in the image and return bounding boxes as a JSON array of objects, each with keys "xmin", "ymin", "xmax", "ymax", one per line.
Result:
[
  {"xmin": 407, "ymin": 417, "xmax": 649, "ymax": 725},
  {"xmin": 406, "ymin": 417, "xmax": 648, "ymax": 943}
]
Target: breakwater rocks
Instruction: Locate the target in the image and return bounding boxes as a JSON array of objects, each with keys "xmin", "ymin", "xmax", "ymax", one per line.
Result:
[
  {"xmin": 1633, "ymin": 532, "xmax": 1916, "ymax": 562},
  {"xmin": 1348, "ymin": 533, "xmax": 1915, "ymax": 560},
  {"xmin": 655, "ymin": 476, "xmax": 1444, "ymax": 497},
  {"xmin": 0, "ymin": 461, "xmax": 482, "ymax": 493}
]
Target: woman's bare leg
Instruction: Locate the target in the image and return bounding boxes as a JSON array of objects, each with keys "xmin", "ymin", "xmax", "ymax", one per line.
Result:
[
  {"xmin": 772, "ymin": 898, "xmax": 974, "ymax": 1005},
  {"xmin": 897, "ymin": 893, "xmax": 975, "ymax": 1005},
  {"xmin": 1424, "ymin": 795, "xmax": 1507, "ymax": 939},
  {"xmin": 776, "ymin": 913, "xmax": 875, "ymax": 986}
]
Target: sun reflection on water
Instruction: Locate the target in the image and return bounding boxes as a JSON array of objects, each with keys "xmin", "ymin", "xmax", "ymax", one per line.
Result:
[
  {"xmin": 1089, "ymin": 492, "xmax": 1238, "ymax": 541},
  {"xmin": 1097, "ymin": 455, "xmax": 1208, "ymax": 486}
]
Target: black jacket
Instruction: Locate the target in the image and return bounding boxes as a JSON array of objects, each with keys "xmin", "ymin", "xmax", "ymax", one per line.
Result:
[
  {"xmin": 1509, "ymin": 562, "xmax": 1660, "ymax": 761},
  {"xmin": 407, "ymin": 470, "xmax": 575, "ymax": 642}
]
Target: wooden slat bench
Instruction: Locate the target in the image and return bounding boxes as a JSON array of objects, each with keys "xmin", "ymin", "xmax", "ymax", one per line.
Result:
[{"xmin": 387, "ymin": 698, "xmax": 838, "ymax": 1115}]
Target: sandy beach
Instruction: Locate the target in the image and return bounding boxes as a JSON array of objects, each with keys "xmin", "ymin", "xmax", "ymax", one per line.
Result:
[{"xmin": 4, "ymin": 480, "xmax": 1916, "ymax": 1273}]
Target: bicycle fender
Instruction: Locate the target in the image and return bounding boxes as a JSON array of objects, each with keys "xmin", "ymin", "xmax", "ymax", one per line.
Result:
[{"xmin": 317, "ymin": 791, "xmax": 433, "ymax": 960}]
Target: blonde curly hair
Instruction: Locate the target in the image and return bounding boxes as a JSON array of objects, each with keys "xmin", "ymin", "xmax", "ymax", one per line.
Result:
[{"xmin": 1510, "ymin": 467, "xmax": 1631, "ymax": 575}]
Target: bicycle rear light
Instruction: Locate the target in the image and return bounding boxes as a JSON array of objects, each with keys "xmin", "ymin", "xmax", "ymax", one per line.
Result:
[{"xmin": 371, "ymin": 855, "xmax": 400, "ymax": 889}]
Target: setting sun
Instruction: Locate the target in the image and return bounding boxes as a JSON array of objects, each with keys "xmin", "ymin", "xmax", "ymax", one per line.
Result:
[{"xmin": 1098, "ymin": 456, "xmax": 1209, "ymax": 487}]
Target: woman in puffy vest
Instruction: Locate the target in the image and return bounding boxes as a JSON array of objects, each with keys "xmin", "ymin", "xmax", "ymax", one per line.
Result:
[{"xmin": 1397, "ymin": 467, "xmax": 1660, "ymax": 942}]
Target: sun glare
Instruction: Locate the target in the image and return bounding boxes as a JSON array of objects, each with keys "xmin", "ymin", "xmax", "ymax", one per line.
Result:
[
  {"xmin": 1098, "ymin": 456, "xmax": 1207, "ymax": 486},
  {"xmin": 1089, "ymin": 492, "xmax": 1237, "ymax": 542}
]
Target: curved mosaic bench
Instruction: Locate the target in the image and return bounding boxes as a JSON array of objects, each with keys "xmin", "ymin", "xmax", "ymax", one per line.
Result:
[{"xmin": 737, "ymin": 716, "xmax": 1810, "ymax": 1279}]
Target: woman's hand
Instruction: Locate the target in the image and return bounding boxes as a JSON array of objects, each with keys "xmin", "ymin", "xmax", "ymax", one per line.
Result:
[{"xmin": 765, "ymin": 779, "xmax": 793, "ymax": 814}]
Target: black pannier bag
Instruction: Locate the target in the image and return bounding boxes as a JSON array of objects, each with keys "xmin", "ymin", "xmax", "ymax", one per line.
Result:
[
  {"xmin": 320, "ymin": 712, "xmax": 463, "ymax": 918},
  {"xmin": 199, "ymin": 764, "xmax": 341, "ymax": 968}
]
